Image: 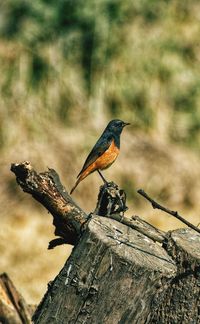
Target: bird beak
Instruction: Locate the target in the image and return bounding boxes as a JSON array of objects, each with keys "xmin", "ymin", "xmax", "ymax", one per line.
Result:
[{"xmin": 123, "ymin": 122, "xmax": 130, "ymax": 127}]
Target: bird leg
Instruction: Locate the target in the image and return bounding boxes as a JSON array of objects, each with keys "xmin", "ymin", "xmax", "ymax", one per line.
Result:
[{"xmin": 97, "ymin": 170, "xmax": 108, "ymax": 184}]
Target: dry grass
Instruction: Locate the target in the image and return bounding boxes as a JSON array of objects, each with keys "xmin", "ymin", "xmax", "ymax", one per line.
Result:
[{"xmin": 0, "ymin": 210, "xmax": 72, "ymax": 303}]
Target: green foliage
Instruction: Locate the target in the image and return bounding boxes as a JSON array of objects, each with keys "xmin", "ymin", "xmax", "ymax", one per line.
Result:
[
  {"xmin": 1, "ymin": 0, "xmax": 200, "ymax": 148},
  {"xmin": 0, "ymin": 0, "xmax": 132, "ymax": 90}
]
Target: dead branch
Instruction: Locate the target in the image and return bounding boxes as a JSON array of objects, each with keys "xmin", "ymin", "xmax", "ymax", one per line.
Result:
[
  {"xmin": 11, "ymin": 162, "xmax": 166, "ymax": 249},
  {"xmin": 138, "ymin": 189, "xmax": 200, "ymax": 235},
  {"xmin": 11, "ymin": 161, "xmax": 88, "ymax": 247}
]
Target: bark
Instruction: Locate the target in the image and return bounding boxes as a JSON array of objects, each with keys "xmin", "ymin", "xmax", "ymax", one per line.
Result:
[
  {"xmin": 94, "ymin": 181, "xmax": 128, "ymax": 216},
  {"xmin": 32, "ymin": 216, "xmax": 176, "ymax": 324},
  {"xmin": 11, "ymin": 162, "xmax": 88, "ymax": 247},
  {"xmin": 95, "ymin": 183, "xmax": 166, "ymax": 243},
  {"xmin": 0, "ymin": 273, "xmax": 32, "ymax": 324},
  {"xmin": 150, "ymin": 228, "xmax": 200, "ymax": 323},
  {"xmin": 10, "ymin": 162, "xmax": 164, "ymax": 248},
  {"xmin": 108, "ymin": 214, "xmax": 166, "ymax": 243}
]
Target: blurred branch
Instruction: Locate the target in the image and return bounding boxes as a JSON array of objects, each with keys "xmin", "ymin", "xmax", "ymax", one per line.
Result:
[
  {"xmin": 138, "ymin": 189, "xmax": 200, "ymax": 235},
  {"xmin": 11, "ymin": 161, "xmax": 88, "ymax": 248},
  {"xmin": 0, "ymin": 272, "xmax": 33, "ymax": 324}
]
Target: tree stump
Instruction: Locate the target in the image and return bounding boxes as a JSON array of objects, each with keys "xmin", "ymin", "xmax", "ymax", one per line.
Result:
[
  {"xmin": 33, "ymin": 217, "xmax": 176, "ymax": 324},
  {"xmin": 150, "ymin": 229, "xmax": 200, "ymax": 323},
  {"xmin": 10, "ymin": 162, "xmax": 200, "ymax": 324}
]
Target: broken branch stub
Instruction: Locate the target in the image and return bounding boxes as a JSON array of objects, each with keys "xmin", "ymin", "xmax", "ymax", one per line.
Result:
[
  {"xmin": 94, "ymin": 182, "xmax": 128, "ymax": 216},
  {"xmin": 11, "ymin": 161, "xmax": 88, "ymax": 247},
  {"xmin": 95, "ymin": 183, "xmax": 166, "ymax": 244}
]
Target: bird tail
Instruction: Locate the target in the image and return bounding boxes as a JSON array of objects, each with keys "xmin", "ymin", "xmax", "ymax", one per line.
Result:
[
  {"xmin": 70, "ymin": 163, "xmax": 96, "ymax": 194},
  {"xmin": 70, "ymin": 177, "xmax": 82, "ymax": 195},
  {"xmin": 70, "ymin": 169, "xmax": 89, "ymax": 194}
]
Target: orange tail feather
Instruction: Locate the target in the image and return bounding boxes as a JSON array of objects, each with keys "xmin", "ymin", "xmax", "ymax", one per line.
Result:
[
  {"xmin": 70, "ymin": 166, "xmax": 94, "ymax": 194},
  {"xmin": 70, "ymin": 158, "xmax": 100, "ymax": 195},
  {"xmin": 70, "ymin": 177, "xmax": 82, "ymax": 194}
]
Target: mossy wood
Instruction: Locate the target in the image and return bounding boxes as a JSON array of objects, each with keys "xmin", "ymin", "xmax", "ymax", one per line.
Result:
[{"xmin": 10, "ymin": 162, "xmax": 200, "ymax": 324}]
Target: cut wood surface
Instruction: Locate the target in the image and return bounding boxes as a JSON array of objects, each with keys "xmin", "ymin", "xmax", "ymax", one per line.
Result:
[{"xmin": 33, "ymin": 216, "xmax": 176, "ymax": 324}]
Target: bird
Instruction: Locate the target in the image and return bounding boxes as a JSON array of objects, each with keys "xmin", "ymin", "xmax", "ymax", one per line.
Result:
[{"xmin": 70, "ymin": 119, "xmax": 130, "ymax": 194}]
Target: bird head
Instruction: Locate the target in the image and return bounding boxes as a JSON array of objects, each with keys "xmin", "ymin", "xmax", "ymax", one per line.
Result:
[{"xmin": 106, "ymin": 119, "xmax": 130, "ymax": 134}]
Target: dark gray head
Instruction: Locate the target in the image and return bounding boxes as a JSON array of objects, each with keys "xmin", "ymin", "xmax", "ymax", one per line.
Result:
[{"xmin": 106, "ymin": 119, "xmax": 130, "ymax": 135}]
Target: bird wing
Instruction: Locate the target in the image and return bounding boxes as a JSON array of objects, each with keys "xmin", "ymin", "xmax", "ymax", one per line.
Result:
[{"xmin": 77, "ymin": 134, "xmax": 113, "ymax": 178}]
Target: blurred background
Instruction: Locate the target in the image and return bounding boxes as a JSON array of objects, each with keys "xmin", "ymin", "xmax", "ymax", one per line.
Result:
[{"xmin": 1, "ymin": 0, "xmax": 200, "ymax": 305}]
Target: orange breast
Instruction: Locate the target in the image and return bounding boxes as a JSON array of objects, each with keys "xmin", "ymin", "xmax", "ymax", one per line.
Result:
[
  {"xmin": 78, "ymin": 140, "xmax": 119, "ymax": 182},
  {"xmin": 95, "ymin": 139, "xmax": 119, "ymax": 170}
]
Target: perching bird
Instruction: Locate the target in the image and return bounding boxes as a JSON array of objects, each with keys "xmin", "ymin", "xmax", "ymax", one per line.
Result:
[{"xmin": 70, "ymin": 119, "xmax": 130, "ymax": 194}]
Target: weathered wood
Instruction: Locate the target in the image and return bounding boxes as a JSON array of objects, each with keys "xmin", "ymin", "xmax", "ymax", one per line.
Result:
[
  {"xmin": 94, "ymin": 182, "xmax": 128, "ymax": 216},
  {"xmin": 94, "ymin": 182, "xmax": 166, "ymax": 243},
  {"xmin": 109, "ymin": 214, "xmax": 166, "ymax": 244},
  {"xmin": 0, "ymin": 273, "xmax": 32, "ymax": 324},
  {"xmin": 10, "ymin": 162, "xmax": 200, "ymax": 323},
  {"xmin": 150, "ymin": 229, "xmax": 200, "ymax": 323},
  {"xmin": 32, "ymin": 216, "xmax": 176, "ymax": 324},
  {"xmin": 10, "ymin": 161, "xmax": 88, "ymax": 247},
  {"xmin": 10, "ymin": 162, "xmax": 165, "ymax": 248}
]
